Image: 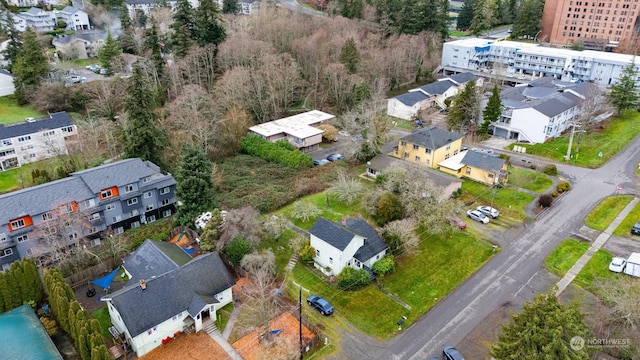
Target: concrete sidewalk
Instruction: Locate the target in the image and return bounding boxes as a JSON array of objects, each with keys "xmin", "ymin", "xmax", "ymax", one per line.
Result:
[{"xmin": 556, "ymin": 196, "xmax": 640, "ymax": 296}]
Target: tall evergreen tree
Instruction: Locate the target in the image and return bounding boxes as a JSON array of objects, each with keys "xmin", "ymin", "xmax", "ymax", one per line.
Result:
[
  {"xmin": 195, "ymin": 0, "xmax": 227, "ymax": 47},
  {"xmin": 490, "ymin": 292, "xmax": 590, "ymax": 359},
  {"xmin": 456, "ymin": 0, "xmax": 475, "ymax": 31},
  {"xmin": 123, "ymin": 65, "xmax": 168, "ymax": 166},
  {"xmin": 144, "ymin": 19, "xmax": 164, "ymax": 78},
  {"xmin": 119, "ymin": 6, "xmax": 137, "ymax": 54},
  {"xmin": 98, "ymin": 30, "xmax": 121, "ymax": 74},
  {"xmin": 22, "ymin": 259, "xmax": 42, "ymax": 304},
  {"xmin": 0, "ymin": 273, "xmax": 6, "ymax": 313},
  {"xmin": 175, "ymin": 144, "xmax": 215, "ymax": 226},
  {"xmin": 339, "ymin": 0, "xmax": 364, "ymax": 19},
  {"xmin": 469, "ymin": 0, "xmax": 497, "ymax": 35},
  {"xmin": 4, "ymin": 268, "xmax": 21, "ymax": 309},
  {"xmin": 511, "ymin": 0, "xmax": 544, "ymax": 39},
  {"xmin": 339, "ymin": 38, "xmax": 360, "ymax": 74},
  {"xmin": 171, "ymin": 0, "xmax": 196, "ymax": 58},
  {"xmin": 446, "ymin": 80, "xmax": 480, "ymax": 133},
  {"xmin": 480, "ymin": 84, "xmax": 502, "ymax": 135},
  {"xmin": 609, "ymin": 60, "xmax": 640, "ymax": 113},
  {"xmin": 78, "ymin": 326, "xmax": 91, "ymax": 360},
  {"xmin": 9, "ymin": 261, "xmax": 27, "ymax": 304},
  {"xmin": 222, "ymin": 0, "xmax": 241, "ymax": 13},
  {"xmin": 0, "ymin": 11, "xmax": 23, "ymax": 72},
  {"xmin": 12, "ymin": 28, "xmax": 49, "ymax": 104}
]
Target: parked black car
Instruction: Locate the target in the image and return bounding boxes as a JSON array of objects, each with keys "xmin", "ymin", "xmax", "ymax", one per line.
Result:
[
  {"xmin": 632, "ymin": 222, "xmax": 640, "ymax": 235},
  {"xmin": 443, "ymin": 346, "xmax": 465, "ymax": 360}
]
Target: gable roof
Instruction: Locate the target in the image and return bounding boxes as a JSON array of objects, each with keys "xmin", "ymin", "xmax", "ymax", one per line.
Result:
[
  {"xmin": 447, "ymin": 72, "xmax": 474, "ymax": 85},
  {"xmin": 532, "ymin": 92, "xmax": 581, "ymax": 117},
  {"xmin": 418, "ymin": 80, "xmax": 456, "ymax": 96},
  {"xmin": 122, "ymin": 240, "xmax": 192, "ymax": 284},
  {"xmin": 0, "ymin": 68, "xmax": 12, "ymax": 77},
  {"xmin": 53, "ymin": 31, "xmax": 107, "ymax": 45},
  {"xmin": 398, "ymin": 126, "xmax": 463, "ymax": 150},
  {"xmin": 0, "ymin": 112, "xmax": 72, "ymax": 140},
  {"xmin": 309, "ymin": 217, "xmax": 357, "ymax": 251},
  {"xmin": 71, "ymin": 158, "xmax": 174, "ymax": 193},
  {"xmin": 106, "ymin": 252, "xmax": 235, "ymax": 338},
  {"xmin": 25, "ymin": 7, "xmax": 47, "ymax": 15},
  {"xmin": 393, "ymin": 91, "xmax": 429, "ymax": 106},
  {"xmin": 59, "ymin": 6, "xmax": 79, "ymax": 13},
  {"xmin": 344, "ymin": 219, "xmax": 387, "ymax": 262},
  {"xmin": 461, "ymin": 150, "xmax": 506, "ymax": 172}
]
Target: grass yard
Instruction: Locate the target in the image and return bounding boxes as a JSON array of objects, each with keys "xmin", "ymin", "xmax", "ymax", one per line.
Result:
[
  {"xmin": 91, "ymin": 307, "xmax": 111, "ymax": 337},
  {"xmin": 0, "ymin": 96, "xmax": 46, "ymax": 125},
  {"xmin": 544, "ymin": 238, "xmax": 590, "ymax": 276},
  {"xmin": 258, "ymin": 228, "xmax": 296, "ymax": 277},
  {"xmin": 507, "ymin": 111, "xmax": 640, "ymax": 168},
  {"xmin": 215, "ymin": 303, "xmax": 234, "ymax": 332},
  {"xmin": 388, "ymin": 117, "xmax": 416, "ymax": 131},
  {"xmin": 584, "ymin": 195, "xmax": 633, "ymax": 231},
  {"xmin": 507, "ymin": 166, "xmax": 554, "ymax": 193},
  {"xmin": 574, "ymin": 249, "xmax": 618, "ymax": 292},
  {"xmin": 449, "ymin": 30, "xmax": 468, "ymax": 37},
  {"xmin": 460, "ymin": 180, "xmax": 536, "ymax": 221},
  {"xmin": 276, "ymin": 191, "xmax": 370, "ymax": 231},
  {"xmin": 287, "ymin": 228, "xmax": 495, "ymax": 340},
  {"xmin": 613, "ymin": 198, "xmax": 640, "ymax": 237}
]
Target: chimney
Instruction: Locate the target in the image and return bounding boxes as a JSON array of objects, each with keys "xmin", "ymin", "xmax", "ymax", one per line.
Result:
[
  {"xmin": 139, "ymin": 280, "xmax": 147, "ymax": 290},
  {"xmin": 342, "ymin": 217, "xmax": 347, "ymax": 226}
]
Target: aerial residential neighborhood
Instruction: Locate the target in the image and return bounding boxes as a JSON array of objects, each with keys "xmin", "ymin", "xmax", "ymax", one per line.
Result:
[{"xmin": 1, "ymin": 0, "xmax": 640, "ymax": 359}]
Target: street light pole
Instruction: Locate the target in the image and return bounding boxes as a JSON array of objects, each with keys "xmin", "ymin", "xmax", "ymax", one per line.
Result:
[{"xmin": 299, "ymin": 285, "xmax": 303, "ymax": 360}]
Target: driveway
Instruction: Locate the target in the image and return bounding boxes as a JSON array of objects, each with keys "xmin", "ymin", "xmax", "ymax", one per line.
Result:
[{"xmin": 328, "ymin": 134, "xmax": 640, "ymax": 359}]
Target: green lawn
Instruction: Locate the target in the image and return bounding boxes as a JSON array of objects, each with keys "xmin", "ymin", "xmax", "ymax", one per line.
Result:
[
  {"xmin": 584, "ymin": 195, "xmax": 633, "ymax": 231},
  {"xmin": 507, "ymin": 111, "xmax": 640, "ymax": 168},
  {"xmin": 276, "ymin": 191, "xmax": 369, "ymax": 231},
  {"xmin": 388, "ymin": 117, "xmax": 416, "ymax": 131},
  {"xmin": 258, "ymin": 228, "xmax": 296, "ymax": 277},
  {"xmin": 507, "ymin": 166, "xmax": 553, "ymax": 193},
  {"xmin": 288, "ymin": 228, "xmax": 495, "ymax": 339},
  {"xmin": 449, "ymin": 30, "xmax": 468, "ymax": 37},
  {"xmin": 460, "ymin": 180, "xmax": 536, "ymax": 221},
  {"xmin": 0, "ymin": 96, "xmax": 46, "ymax": 125},
  {"xmin": 91, "ymin": 307, "xmax": 111, "ymax": 338},
  {"xmin": 544, "ymin": 238, "xmax": 590, "ymax": 276},
  {"xmin": 613, "ymin": 199, "xmax": 640, "ymax": 237},
  {"xmin": 215, "ymin": 303, "xmax": 234, "ymax": 332},
  {"xmin": 574, "ymin": 249, "xmax": 618, "ymax": 292}
]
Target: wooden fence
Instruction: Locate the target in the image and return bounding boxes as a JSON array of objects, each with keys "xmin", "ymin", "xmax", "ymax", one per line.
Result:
[{"xmin": 65, "ymin": 258, "xmax": 120, "ymax": 290}]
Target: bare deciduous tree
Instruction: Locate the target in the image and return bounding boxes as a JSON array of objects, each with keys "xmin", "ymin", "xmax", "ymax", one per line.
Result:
[
  {"xmin": 329, "ymin": 168, "xmax": 363, "ymax": 205},
  {"xmin": 383, "ymin": 218, "xmax": 419, "ymax": 252},
  {"xmin": 239, "ymin": 250, "xmax": 279, "ymax": 341},
  {"xmin": 220, "ymin": 206, "xmax": 262, "ymax": 246}
]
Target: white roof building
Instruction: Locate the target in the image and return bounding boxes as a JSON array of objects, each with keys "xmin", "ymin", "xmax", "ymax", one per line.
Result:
[{"xmin": 248, "ymin": 110, "xmax": 335, "ymax": 153}]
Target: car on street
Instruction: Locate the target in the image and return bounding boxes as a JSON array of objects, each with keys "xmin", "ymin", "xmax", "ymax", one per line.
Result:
[
  {"xmin": 451, "ymin": 217, "xmax": 467, "ymax": 229},
  {"xmin": 609, "ymin": 257, "xmax": 627, "ymax": 273},
  {"xmin": 466, "ymin": 209, "xmax": 489, "ymax": 224},
  {"xmin": 476, "ymin": 206, "xmax": 499, "ymax": 219},
  {"xmin": 443, "ymin": 346, "xmax": 465, "ymax": 360},
  {"xmin": 313, "ymin": 159, "xmax": 330, "ymax": 166},
  {"xmin": 326, "ymin": 154, "xmax": 345, "ymax": 162},
  {"xmin": 632, "ymin": 222, "xmax": 640, "ymax": 235},
  {"xmin": 307, "ymin": 294, "xmax": 333, "ymax": 315}
]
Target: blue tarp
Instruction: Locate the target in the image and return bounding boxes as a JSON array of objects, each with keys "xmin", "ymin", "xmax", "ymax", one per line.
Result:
[
  {"xmin": 183, "ymin": 248, "xmax": 197, "ymax": 255},
  {"xmin": 90, "ymin": 266, "xmax": 121, "ymax": 290}
]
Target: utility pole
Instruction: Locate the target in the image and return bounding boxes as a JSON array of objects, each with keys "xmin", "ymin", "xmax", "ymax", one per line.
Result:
[{"xmin": 299, "ymin": 285, "xmax": 303, "ymax": 360}]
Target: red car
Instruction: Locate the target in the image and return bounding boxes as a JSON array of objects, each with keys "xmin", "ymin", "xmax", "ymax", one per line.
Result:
[{"xmin": 452, "ymin": 217, "xmax": 467, "ymax": 229}]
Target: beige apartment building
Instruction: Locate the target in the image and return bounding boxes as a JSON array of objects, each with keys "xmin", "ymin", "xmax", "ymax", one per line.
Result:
[{"xmin": 541, "ymin": 0, "xmax": 640, "ymax": 50}]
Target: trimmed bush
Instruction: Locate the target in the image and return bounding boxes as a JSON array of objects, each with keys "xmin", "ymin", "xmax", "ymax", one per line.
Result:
[
  {"xmin": 299, "ymin": 244, "xmax": 315, "ymax": 262},
  {"xmin": 240, "ymin": 134, "xmax": 313, "ymax": 169},
  {"xmin": 557, "ymin": 181, "xmax": 571, "ymax": 193},
  {"xmin": 539, "ymin": 194, "xmax": 553, "ymax": 208},
  {"xmin": 372, "ymin": 255, "xmax": 395, "ymax": 277},
  {"xmin": 542, "ymin": 164, "xmax": 558, "ymax": 176},
  {"xmin": 552, "ymin": 191, "xmax": 558, "ymax": 197},
  {"xmin": 224, "ymin": 238, "xmax": 252, "ymax": 266},
  {"xmin": 375, "ymin": 192, "xmax": 403, "ymax": 226},
  {"xmin": 498, "ymin": 153, "xmax": 511, "ymax": 164},
  {"xmin": 337, "ymin": 267, "xmax": 370, "ymax": 290}
]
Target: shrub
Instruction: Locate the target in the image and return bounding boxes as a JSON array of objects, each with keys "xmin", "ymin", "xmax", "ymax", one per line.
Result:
[
  {"xmin": 299, "ymin": 244, "xmax": 315, "ymax": 262},
  {"xmin": 552, "ymin": 191, "xmax": 558, "ymax": 197},
  {"xmin": 539, "ymin": 194, "xmax": 553, "ymax": 208},
  {"xmin": 542, "ymin": 164, "xmax": 558, "ymax": 176},
  {"xmin": 498, "ymin": 153, "xmax": 511, "ymax": 164},
  {"xmin": 375, "ymin": 192, "xmax": 404, "ymax": 226},
  {"xmin": 224, "ymin": 237, "xmax": 252, "ymax": 266},
  {"xmin": 557, "ymin": 181, "xmax": 571, "ymax": 193},
  {"xmin": 530, "ymin": 164, "xmax": 537, "ymax": 170},
  {"xmin": 240, "ymin": 134, "xmax": 313, "ymax": 169},
  {"xmin": 372, "ymin": 255, "xmax": 395, "ymax": 277},
  {"xmin": 290, "ymin": 201, "xmax": 322, "ymax": 222},
  {"xmin": 337, "ymin": 267, "xmax": 370, "ymax": 290}
]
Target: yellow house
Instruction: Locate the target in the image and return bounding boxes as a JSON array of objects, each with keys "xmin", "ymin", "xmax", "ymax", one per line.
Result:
[
  {"xmin": 438, "ymin": 150, "xmax": 508, "ymax": 185},
  {"xmin": 392, "ymin": 126, "xmax": 464, "ymax": 168}
]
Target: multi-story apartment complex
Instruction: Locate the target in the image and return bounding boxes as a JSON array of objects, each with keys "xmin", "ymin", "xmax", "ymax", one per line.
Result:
[
  {"xmin": 540, "ymin": 0, "xmax": 640, "ymax": 49},
  {"xmin": 53, "ymin": 6, "xmax": 91, "ymax": 31},
  {"xmin": 0, "ymin": 158, "xmax": 177, "ymax": 270},
  {"xmin": 442, "ymin": 38, "xmax": 640, "ymax": 86},
  {"xmin": 52, "ymin": 31, "xmax": 107, "ymax": 59},
  {"xmin": 0, "ymin": 112, "xmax": 78, "ymax": 171},
  {"xmin": 16, "ymin": 7, "xmax": 55, "ymax": 31},
  {"xmin": 6, "ymin": 7, "xmax": 90, "ymax": 32}
]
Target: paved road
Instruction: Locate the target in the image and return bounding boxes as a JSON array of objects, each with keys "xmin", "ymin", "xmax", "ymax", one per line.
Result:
[{"xmin": 329, "ymin": 135, "xmax": 640, "ymax": 359}]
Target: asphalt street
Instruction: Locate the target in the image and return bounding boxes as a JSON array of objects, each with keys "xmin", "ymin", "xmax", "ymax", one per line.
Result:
[{"xmin": 327, "ymin": 134, "xmax": 640, "ymax": 359}]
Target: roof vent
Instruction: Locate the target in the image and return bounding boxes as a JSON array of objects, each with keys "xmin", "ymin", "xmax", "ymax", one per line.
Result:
[{"xmin": 139, "ymin": 279, "xmax": 147, "ymax": 290}]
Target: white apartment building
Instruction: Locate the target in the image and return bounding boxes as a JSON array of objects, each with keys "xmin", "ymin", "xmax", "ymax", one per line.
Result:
[
  {"xmin": 7, "ymin": 7, "xmax": 90, "ymax": 32},
  {"xmin": 16, "ymin": 7, "xmax": 55, "ymax": 32},
  {"xmin": 442, "ymin": 38, "xmax": 640, "ymax": 86},
  {"xmin": 53, "ymin": 6, "xmax": 90, "ymax": 31}
]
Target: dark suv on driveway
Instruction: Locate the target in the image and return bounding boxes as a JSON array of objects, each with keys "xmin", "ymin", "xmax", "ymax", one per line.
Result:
[{"xmin": 632, "ymin": 222, "xmax": 640, "ymax": 235}]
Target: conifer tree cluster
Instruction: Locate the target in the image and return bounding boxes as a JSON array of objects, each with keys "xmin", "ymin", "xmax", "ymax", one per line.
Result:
[
  {"xmin": 0, "ymin": 259, "xmax": 42, "ymax": 313},
  {"xmin": 171, "ymin": 0, "xmax": 227, "ymax": 58}
]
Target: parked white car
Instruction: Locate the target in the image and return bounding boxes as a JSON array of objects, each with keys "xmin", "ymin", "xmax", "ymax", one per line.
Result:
[
  {"xmin": 609, "ymin": 257, "xmax": 627, "ymax": 273},
  {"xmin": 466, "ymin": 210, "xmax": 489, "ymax": 224},
  {"xmin": 476, "ymin": 206, "xmax": 499, "ymax": 219}
]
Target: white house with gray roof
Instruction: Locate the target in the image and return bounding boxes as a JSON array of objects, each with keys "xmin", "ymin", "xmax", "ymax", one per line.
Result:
[
  {"xmin": 52, "ymin": 6, "xmax": 90, "ymax": 31},
  {"xmin": 493, "ymin": 77, "xmax": 596, "ymax": 143},
  {"xmin": 249, "ymin": 110, "xmax": 335, "ymax": 153},
  {"xmin": 103, "ymin": 248, "xmax": 234, "ymax": 357},
  {"xmin": 309, "ymin": 217, "xmax": 387, "ymax": 276},
  {"xmin": 15, "ymin": 7, "xmax": 56, "ymax": 32},
  {"xmin": 53, "ymin": 31, "xmax": 107, "ymax": 59},
  {"xmin": 0, "ymin": 158, "xmax": 177, "ymax": 270},
  {"xmin": 0, "ymin": 112, "xmax": 77, "ymax": 171},
  {"xmin": 387, "ymin": 73, "xmax": 476, "ymax": 121}
]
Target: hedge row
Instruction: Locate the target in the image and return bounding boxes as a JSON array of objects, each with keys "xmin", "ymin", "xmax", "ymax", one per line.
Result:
[{"xmin": 240, "ymin": 134, "xmax": 313, "ymax": 169}]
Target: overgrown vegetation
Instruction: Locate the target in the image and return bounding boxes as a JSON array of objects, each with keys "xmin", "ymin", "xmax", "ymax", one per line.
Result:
[{"xmin": 240, "ymin": 135, "xmax": 313, "ymax": 169}]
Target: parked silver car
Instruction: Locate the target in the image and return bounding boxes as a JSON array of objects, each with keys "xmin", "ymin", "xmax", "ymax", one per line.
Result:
[
  {"xmin": 476, "ymin": 206, "xmax": 499, "ymax": 219},
  {"xmin": 466, "ymin": 209, "xmax": 489, "ymax": 224}
]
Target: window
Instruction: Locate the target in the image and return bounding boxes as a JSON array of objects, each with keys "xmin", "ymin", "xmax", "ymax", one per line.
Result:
[
  {"xmin": 414, "ymin": 156, "xmax": 420, "ymax": 161},
  {"xmin": 106, "ymin": 203, "xmax": 116, "ymax": 211},
  {"xmin": 16, "ymin": 235, "xmax": 27, "ymax": 243},
  {"xmin": 144, "ymin": 191, "xmax": 152, "ymax": 199},
  {"xmin": 114, "ymin": 227, "xmax": 124, "ymax": 235},
  {"xmin": 400, "ymin": 141, "xmax": 407, "ymax": 146},
  {"xmin": 147, "ymin": 215, "xmax": 156, "ymax": 223},
  {"xmin": 446, "ymin": 144, "xmax": 451, "ymax": 150},
  {"xmin": 131, "ymin": 221, "xmax": 140, "ymax": 229},
  {"xmin": 61, "ymin": 126, "xmax": 74, "ymax": 133},
  {"xmin": 127, "ymin": 198, "xmax": 138, "ymax": 206},
  {"xmin": 142, "ymin": 176, "xmax": 151, "ymax": 183},
  {"xmin": 101, "ymin": 189, "xmax": 113, "ymax": 199},
  {"xmin": 124, "ymin": 184, "xmax": 134, "ymax": 193},
  {"xmin": 445, "ymin": 154, "xmax": 450, "ymax": 159},
  {"xmin": 425, "ymin": 148, "xmax": 432, "ymax": 154},
  {"xmin": 161, "ymin": 199, "xmax": 170, "ymax": 206},
  {"xmin": 10, "ymin": 219, "xmax": 25, "ymax": 229},
  {"xmin": 412, "ymin": 144, "xmax": 419, "ymax": 150},
  {"xmin": 88, "ymin": 213, "xmax": 100, "ymax": 221},
  {"xmin": 60, "ymin": 204, "xmax": 73, "ymax": 214},
  {"xmin": 160, "ymin": 187, "xmax": 170, "ymax": 195},
  {"xmin": 85, "ymin": 199, "xmax": 96, "ymax": 208},
  {"xmin": 112, "ymin": 215, "xmax": 122, "ymax": 223},
  {"xmin": 315, "ymin": 249, "xmax": 320, "ymax": 257},
  {"xmin": 403, "ymin": 152, "xmax": 409, "ymax": 158},
  {"xmin": 130, "ymin": 209, "xmax": 139, "ymax": 217},
  {"xmin": 1, "ymin": 248, "xmax": 13, "ymax": 257},
  {"xmin": 42, "ymin": 130, "xmax": 55, "ymax": 137},
  {"xmin": 92, "ymin": 238, "xmax": 101, "ymax": 247},
  {"xmin": 162, "ymin": 210, "xmax": 172, "ymax": 217},
  {"xmin": 26, "ymin": 249, "xmax": 33, "ymax": 256},
  {"xmin": 329, "ymin": 257, "xmax": 333, "ymax": 264},
  {"xmin": 0, "ymin": 233, "xmax": 5, "ymax": 242},
  {"xmin": 466, "ymin": 167, "xmax": 471, "ymax": 175},
  {"xmin": 2, "ymin": 140, "xmax": 11, "ymax": 146},
  {"xmin": 172, "ymin": 315, "xmax": 179, "ymax": 322},
  {"xmin": 17, "ymin": 136, "xmax": 31, "ymax": 142},
  {"xmin": 146, "ymin": 204, "xmax": 154, "ymax": 211}
]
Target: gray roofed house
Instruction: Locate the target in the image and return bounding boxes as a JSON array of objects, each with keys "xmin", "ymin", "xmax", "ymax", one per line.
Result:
[
  {"xmin": 437, "ymin": 150, "xmax": 509, "ymax": 185},
  {"xmin": 447, "ymin": 72, "xmax": 474, "ymax": 85},
  {"xmin": 394, "ymin": 91, "xmax": 429, "ymax": 106},
  {"xmin": 0, "ymin": 112, "xmax": 73, "ymax": 140},
  {"xmin": 461, "ymin": 150, "xmax": 506, "ymax": 173},
  {"xmin": 52, "ymin": 31, "xmax": 105, "ymax": 59},
  {"xmin": 532, "ymin": 93, "xmax": 581, "ymax": 118},
  {"xmin": 71, "ymin": 158, "xmax": 173, "ymax": 193},
  {"xmin": 104, "ymin": 252, "xmax": 235, "ymax": 357},
  {"xmin": 310, "ymin": 217, "xmax": 388, "ymax": 276},
  {"xmin": 399, "ymin": 126, "xmax": 463, "ymax": 151},
  {"xmin": 417, "ymin": 80, "xmax": 456, "ymax": 96},
  {"xmin": 122, "ymin": 239, "xmax": 192, "ymax": 285},
  {"xmin": 0, "ymin": 67, "xmax": 14, "ymax": 97}
]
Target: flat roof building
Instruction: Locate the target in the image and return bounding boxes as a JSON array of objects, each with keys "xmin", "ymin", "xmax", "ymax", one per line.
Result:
[{"xmin": 248, "ymin": 110, "xmax": 335, "ymax": 153}]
